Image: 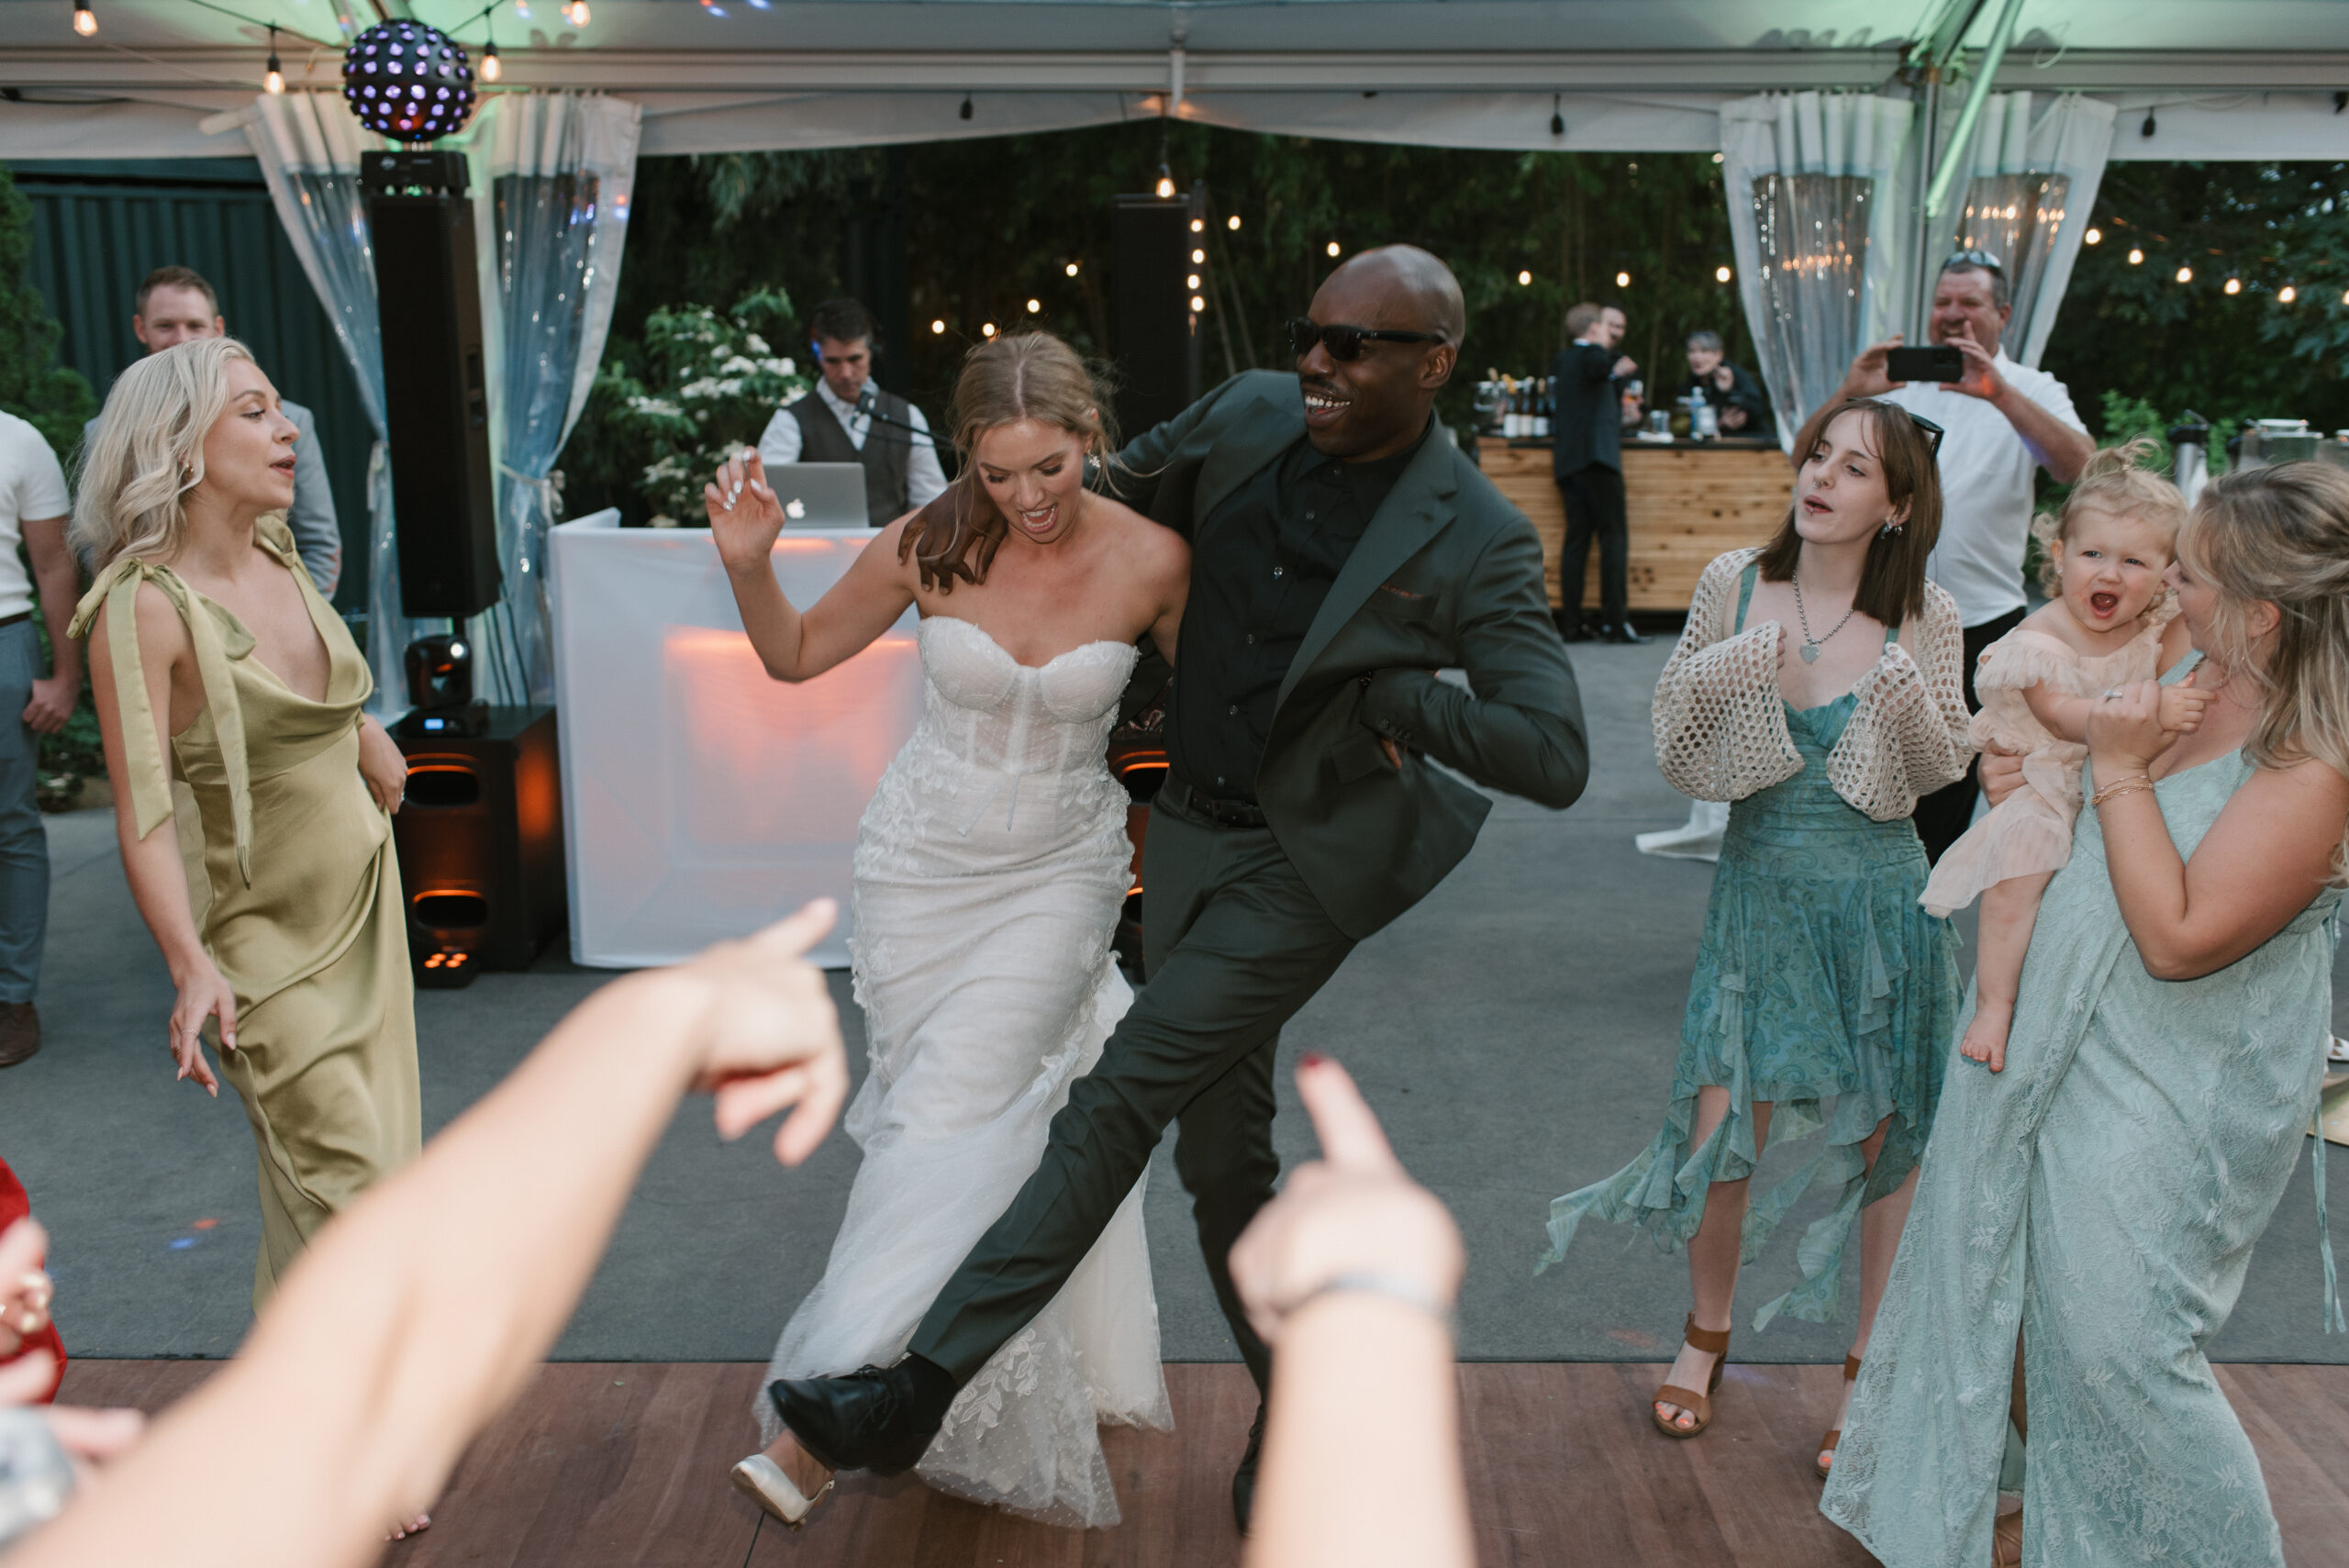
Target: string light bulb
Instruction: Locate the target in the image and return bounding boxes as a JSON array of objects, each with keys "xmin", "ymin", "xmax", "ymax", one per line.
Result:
[
  {"xmin": 2083, "ymin": 227, "xmax": 2101, "ymax": 245},
  {"xmin": 982, "ymin": 322, "xmax": 996, "ymax": 339},
  {"xmin": 1518, "ymin": 270, "xmax": 1532, "ymax": 285},
  {"xmin": 72, "ymin": 3, "xmax": 95, "ymax": 37},
  {"xmin": 1190, "ymin": 295, "xmax": 1206, "ymax": 312},
  {"xmin": 1227, "ymin": 215, "xmax": 1241, "ymax": 230},
  {"xmin": 481, "ymin": 36, "xmax": 501, "ymax": 83},
  {"xmin": 1191, "ymin": 248, "xmax": 1205, "ymax": 263},
  {"xmin": 1026, "ymin": 298, "xmax": 1041, "ymax": 314},
  {"xmin": 1326, "ymin": 241, "xmax": 1341, "ymax": 257},
  {"xmin": 1153, "ymin": 163, "xmax": 1174, "ymax": 199},
  {"xmin": 1189, "ymin": 217, "xmax": 1203, "ymax": 233},
  {"xmin": 1186, "ymin": 273, "xmax": 1200, "ymax": 290},
  {"xmin": 562, "ymin": 0, "xmax": 590, "ymax": 25},
  {"xmin": 2280, "ymin": 284, "xmax": 2298, "ymax": 304},
  {"xmin": 2175, "ymin": 265, "xmax": 2193, "ymax": 284},
  {"xmin": 1616, "ymin": 271, "xmax": 1631, "ymax": 287},
  {"xmin": 2127, "ymin": 248, "xmax": 2144, "ymax": 265},
  {"xmin": 1716, "ymin": 265, "xmax": 1733, "ymax": 283},
  {"xmin": 930, "ymin": 319, "xmax": 946, "ymax": 335},
  {"xmin": 2223, "ymin": 276, "xmax": 2241, "ymax": 295},
  {"xmin": 1064, "ymin": 261, "xmax": 1078, "ymax": 277},
  {"xmin": 263, "ymin": 26, "xmax": 284, "ymax": 94}
]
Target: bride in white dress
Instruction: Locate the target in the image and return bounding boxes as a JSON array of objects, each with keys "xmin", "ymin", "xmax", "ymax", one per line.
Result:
[{"xmin": 704, "ymin": 333, "xmax": 1189, "ymax": 1529}]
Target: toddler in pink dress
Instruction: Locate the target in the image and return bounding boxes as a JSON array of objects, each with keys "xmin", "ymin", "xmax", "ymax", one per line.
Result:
[{"xmin": 1920, "ymin": 447, "xmax": 2209, "ymax": 1071}]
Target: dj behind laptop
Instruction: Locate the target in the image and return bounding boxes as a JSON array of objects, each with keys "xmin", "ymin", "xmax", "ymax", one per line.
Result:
[{"xmin": 767, "ymin": 462, "xmax": 872, "ymax": 528}]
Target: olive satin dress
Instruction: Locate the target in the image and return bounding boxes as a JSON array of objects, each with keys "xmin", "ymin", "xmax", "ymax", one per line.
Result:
[{"xmin": 72, "ymin": 521, "xmax": 418, "ymax": 1309}]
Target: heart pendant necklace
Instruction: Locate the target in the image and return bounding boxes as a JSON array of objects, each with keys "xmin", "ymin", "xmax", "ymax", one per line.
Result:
[{"xmin": 1791, "ymin": 569, "xmax": 1856, "ymax": 664}]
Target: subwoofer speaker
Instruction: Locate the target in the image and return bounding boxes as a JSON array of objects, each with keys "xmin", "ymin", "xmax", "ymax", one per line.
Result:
[
  {"xmin": 364, "ymin": 150, "xmax": 500, "ymax": 620},
  {"xmin": 391, "ymin": 705, "xmax": 564, "ymax": 984},
  {"xmin": 1110, "ymin": 190, "xmax": 1201, "ymax": 438}
]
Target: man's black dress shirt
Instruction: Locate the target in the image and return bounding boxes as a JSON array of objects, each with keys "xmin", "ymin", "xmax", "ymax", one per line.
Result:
[{"xmin": 1167, "ymin": 419, "xmax": 1433, "ymax": 803}]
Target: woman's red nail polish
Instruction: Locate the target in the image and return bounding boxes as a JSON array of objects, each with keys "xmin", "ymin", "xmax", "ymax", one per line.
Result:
[{"xmin": 1300, "ymin": 1052, "xmax": 1326, "ymax": 1069}]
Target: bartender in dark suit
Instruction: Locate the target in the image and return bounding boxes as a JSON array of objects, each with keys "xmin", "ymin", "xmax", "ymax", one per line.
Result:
[
  {"xmin": 1679, "ymin": 329, "xmax": 1774, "ymax": 442},
  {"xmin": 1548, "ymin": 301, "xmax": 1642, "ymax": 644}
]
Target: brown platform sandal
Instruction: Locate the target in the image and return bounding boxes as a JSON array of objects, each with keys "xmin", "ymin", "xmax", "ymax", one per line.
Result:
[
  {"xmin": 1991, "ymin": 1505, "xmax": 2023, "ymax": 1565},
  {"xmin": 1651, "ymin": 1313, "xmax": 1731, "ymax": 1439},
  {"xmin": 1815, "ymin": 1352, "xmax": 1862, "ymax": 1479}
]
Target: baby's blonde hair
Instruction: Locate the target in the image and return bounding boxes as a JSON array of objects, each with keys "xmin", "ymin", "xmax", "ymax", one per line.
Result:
[{"xmin": 2030, "ymin": 439, "xmax": 2188, "ymax": 597}]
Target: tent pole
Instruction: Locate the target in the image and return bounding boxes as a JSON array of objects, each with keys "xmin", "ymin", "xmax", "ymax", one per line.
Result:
[{"xmin": 1923, "ymin": 0, "xmax": 2026, "ymax": 220}]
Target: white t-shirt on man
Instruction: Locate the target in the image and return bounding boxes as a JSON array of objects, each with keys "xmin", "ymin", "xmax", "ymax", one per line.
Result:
[
  {"xmin": 1881, "ymin": 350, "xmax": 2087, "ymax": 627},
  {"xmin": 0, "ymin": 414, "xmax": 68, "ymax": 621}
]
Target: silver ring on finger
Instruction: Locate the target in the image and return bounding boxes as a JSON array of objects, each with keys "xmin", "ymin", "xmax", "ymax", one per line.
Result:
[{"xmin": 2101, "ymin": 687, "xmax": 2123, "ymax": 700}]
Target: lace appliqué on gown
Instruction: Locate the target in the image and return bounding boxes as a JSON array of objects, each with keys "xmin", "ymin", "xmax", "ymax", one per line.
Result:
[{"xmin": 756, "ymin": 617, "xmax": 1170, "ymax": 1529}]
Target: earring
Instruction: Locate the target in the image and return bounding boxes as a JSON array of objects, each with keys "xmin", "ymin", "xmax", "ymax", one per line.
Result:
[{"xmin": 1878, "ymin": 518, "xmax": 1903, "ymax": 539}]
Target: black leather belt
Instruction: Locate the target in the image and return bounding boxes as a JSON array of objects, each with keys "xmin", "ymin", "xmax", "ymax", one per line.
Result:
[
  {"xmin": 0, "ymin": 614, "xmax": 28, "ymax": 630},
  {"xmin": 1159, "ymin": 778, "xmax": 1269, "ymax": 829}
]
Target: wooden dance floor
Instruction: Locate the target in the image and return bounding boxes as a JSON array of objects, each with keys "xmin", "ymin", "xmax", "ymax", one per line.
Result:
[{"xmin": 54, "ymin": 1358, "xmax": 2349, "ymax": 1565}]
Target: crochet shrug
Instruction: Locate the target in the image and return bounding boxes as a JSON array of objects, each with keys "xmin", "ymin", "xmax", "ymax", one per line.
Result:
[{"xmin": 1651, "ymin": 548, "xmax": 1974, "ymax": 822}]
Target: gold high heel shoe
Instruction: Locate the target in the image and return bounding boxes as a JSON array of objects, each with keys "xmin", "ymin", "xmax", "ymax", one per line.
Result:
[
  {"xmin": 1816, "ymin": 1352, "xmax": 1861, "ymax": 1480},
  {"xmin": 1991, "ymin": 1505, "xmax": 2023, "ymax": 1565},
  {"xmin": 1651, "ymin": 1313, "xmax": 1731, "ymax": 1439}
]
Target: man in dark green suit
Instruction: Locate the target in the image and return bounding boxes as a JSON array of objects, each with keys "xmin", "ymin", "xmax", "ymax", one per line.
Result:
[{"xmin": 770, "ymin": 246, "xmax": 1588, "ymax": 1529}]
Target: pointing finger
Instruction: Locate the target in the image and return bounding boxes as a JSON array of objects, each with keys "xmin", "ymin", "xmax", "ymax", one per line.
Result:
[{"xmin": 1296, "ymin": 1056, "xmax": 1400, "ymax": 1173}]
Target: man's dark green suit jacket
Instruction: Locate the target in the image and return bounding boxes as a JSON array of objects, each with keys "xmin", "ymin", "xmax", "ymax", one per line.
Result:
[{"xmin": 1115, "ymin": 371, "xmax": 1590, "ymax": 940}]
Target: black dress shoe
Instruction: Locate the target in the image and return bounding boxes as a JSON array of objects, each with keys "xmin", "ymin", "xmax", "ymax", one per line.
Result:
[
  {"xmin": 766, "ymin": 1358, "xmax": 958, "ymax": 1476},
  {"xmin": 1552, "ymin": 611, "xmax": 1590, "ymax": 643},
  {"xmin": 1598, "ymin": 621, "xmax": 1646, "ymax": 645},
  {"xmin": 1231, "ymin": 1405, "xmax": 1267, "ymax": 1533}
]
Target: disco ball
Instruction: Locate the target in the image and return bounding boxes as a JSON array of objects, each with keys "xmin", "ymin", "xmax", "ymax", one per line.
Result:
[{"xmin": 341, "ymin": 19, "xmax": 477, "ymax": 144}]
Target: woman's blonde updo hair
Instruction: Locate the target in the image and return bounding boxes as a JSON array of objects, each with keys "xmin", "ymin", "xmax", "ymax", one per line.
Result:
[
  {"xmin": 2180, "ymin": 460, "xmax": 2349, "ymax": 883},
  {"xmin": 896, "ymin": 332, "xmax": 1122, "ymax": 593},
  {"xmin": 2029, "ymin": 438, "xmax": 2188, "ymax": 596},
  {"xmin": 72, "ymin": 336, "xmax": 262, "ymax": 574}
]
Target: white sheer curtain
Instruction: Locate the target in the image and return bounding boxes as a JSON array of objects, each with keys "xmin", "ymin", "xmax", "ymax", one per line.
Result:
[
  {"xmin": 1719, "ymin": 92, "xmax": 1917, "ymax": 455},
  {"xmin": 1921, "ymin": 92, "xmax": 2115, "ymax": 369},
  {"xmin": 468, "ymin": 92, "xmax": 640, "ymax": 705},
  {"xmin": 241, "ymin": 93, "xmax": 404, "ymax": 704}
]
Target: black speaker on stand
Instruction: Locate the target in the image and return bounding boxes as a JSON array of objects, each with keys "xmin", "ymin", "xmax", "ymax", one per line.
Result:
[
  {"xmin": 362, "ymin": 149, "xmax": 500, "ymax": 621},
  {"xmin": 392, "ymin": 706, "xmax": 564, "ymax": 987},
  {"xmin": 1110, "ymin": 185, "xmax": 1203, "ymax": 437}
]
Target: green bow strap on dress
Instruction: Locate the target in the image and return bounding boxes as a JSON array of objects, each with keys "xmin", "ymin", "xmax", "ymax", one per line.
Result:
[{"xmin": 72, "ymin": 522, "xmax": 421, "ymax": 1312}]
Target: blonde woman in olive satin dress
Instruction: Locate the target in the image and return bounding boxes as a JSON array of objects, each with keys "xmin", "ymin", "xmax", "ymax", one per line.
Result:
[{"xmin": 72, "ymin": 337, "xmax": 418, "ymax": 1315}]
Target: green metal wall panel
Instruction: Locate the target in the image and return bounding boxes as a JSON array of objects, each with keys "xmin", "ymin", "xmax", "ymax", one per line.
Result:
[{"xmin": 13, "ymin": 159, "xmax": 377, "ymax": 608}]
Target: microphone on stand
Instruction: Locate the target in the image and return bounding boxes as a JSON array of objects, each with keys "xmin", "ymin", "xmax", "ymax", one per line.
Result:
[{"xmin": 852, "ymin": 386, "xmax": 942, "ymax": 450}]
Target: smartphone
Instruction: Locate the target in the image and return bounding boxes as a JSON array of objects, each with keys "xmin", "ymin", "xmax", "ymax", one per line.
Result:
[{"xmin": 1886, "ymin": 345, "xmax": 1965, "ymax": 384}]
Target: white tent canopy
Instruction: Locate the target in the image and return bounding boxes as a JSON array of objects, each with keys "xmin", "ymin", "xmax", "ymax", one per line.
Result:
[{"xmin": 0, "ymin": 0, "xmax": 2343, "ymax": 161}]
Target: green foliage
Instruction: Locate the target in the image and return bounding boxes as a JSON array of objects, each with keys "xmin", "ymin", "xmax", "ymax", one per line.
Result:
[
  {"xmin": 2091, "ymin": 389, "xmax": 2235, "ymax": 477},
  {"xmin": 2043, "ymin": 161, "xmax": 2349, "ymax": 439},
  {"xmin": 0, "ymin": 164, "xmax": 94, "ymax": 464},
  {"xmin": 572, "ymin": 290, "xmax": 811, "ymax": 523},
  {"xmin": 560, "ymin": 128, "xmax": 1752, "ymax": 517}
]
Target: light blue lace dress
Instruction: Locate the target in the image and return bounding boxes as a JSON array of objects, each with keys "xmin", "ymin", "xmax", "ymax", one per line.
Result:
[
  {"xmin": 1822, "ymin": 730, "xmax": 2344, "ymax": 1567},
  {"xmin": 1541, "ymin": 565, "xmax": 1962, "ymax": 1329}
]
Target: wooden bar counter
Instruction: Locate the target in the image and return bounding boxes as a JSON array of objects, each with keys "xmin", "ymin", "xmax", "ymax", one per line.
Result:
[{"xmin": 1477, "ymin": 436, "xmax": 1792, "ymax": 614}]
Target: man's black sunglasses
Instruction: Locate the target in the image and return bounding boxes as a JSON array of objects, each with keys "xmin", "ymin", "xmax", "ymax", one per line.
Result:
[
  {"xmin": 1286, "ymin": 317, "xmax": 1448, "ymax": 362},
  {"xmin": 1943, "ymin": 247, "xmax": 2005, "ymax": 275}
]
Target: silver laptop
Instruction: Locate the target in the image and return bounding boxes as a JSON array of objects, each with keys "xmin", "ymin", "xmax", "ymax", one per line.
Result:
[{"xmin": 769, "ymin": 462, "xmax": 871, "ymax": 528}]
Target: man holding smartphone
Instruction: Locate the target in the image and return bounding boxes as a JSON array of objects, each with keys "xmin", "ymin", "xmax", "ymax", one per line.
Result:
[{"xmin": 1812, "ymin": 250, "xmax": 2092, "ymax": 861}]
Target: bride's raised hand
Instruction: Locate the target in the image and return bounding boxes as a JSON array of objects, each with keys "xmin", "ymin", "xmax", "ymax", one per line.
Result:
[{"xmin": 705, "ymin": 448, "xmax": 788, "ymax": 575}]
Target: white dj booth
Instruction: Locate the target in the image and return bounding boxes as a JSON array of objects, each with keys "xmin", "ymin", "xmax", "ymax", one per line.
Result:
[{"xmin": 547, "ymin": 511, "xmax": 922, "ymax": 969}]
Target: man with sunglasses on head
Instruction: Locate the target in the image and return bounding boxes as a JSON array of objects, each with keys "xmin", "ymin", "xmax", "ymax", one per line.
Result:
[
  {"xmin": 1815, "ymin": 249, "xmax": 2092, "ymax": 861},
  {"xmin": 763, "ymin": 245, "xmax": 1587, "ymax": 1536}
]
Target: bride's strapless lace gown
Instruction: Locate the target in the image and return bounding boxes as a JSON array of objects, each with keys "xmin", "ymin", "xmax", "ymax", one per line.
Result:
[{"xmin": 755, "ymin": 614, "xmax": 1171, "ymax": 1528}]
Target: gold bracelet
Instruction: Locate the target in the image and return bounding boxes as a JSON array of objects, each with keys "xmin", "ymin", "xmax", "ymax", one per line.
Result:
[{"xmin": 2090, "ymin": 774, "xmax": 2154, "ymax": 807}]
